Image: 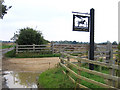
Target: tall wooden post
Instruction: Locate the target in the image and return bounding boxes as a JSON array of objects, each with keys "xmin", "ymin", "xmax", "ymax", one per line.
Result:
[{"xmin": 89, "ymin": 8, "xmax": 95, "ymax": 70}]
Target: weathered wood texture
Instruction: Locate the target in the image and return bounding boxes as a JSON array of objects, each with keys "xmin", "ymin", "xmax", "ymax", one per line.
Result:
[
  {"xmin": 16, "ymin": 43, "xmax": 117, "ymax": 54},
  {"xmin": 16, "ymin": 44, "xmax": 53, "ymax": 54},
  {"xmin": 59, "ymin": 43, "xmax": 119, "ymax": 89}
]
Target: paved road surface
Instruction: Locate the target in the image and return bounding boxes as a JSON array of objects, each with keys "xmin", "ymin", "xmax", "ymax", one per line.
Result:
[
  {"xmin": 0, "ymin": 47, "xmax": 14, "ymax": 70},
  {"xmin": 2, "ymin": 47, "xmax": 14, "ymax": 54},
  {"xmin": 0, "ymin": 47, "xmax": 14, "ymax": 59},
  {"xmin": 0, "ymin": 47, "xmax": 14, "ymax": 89}
]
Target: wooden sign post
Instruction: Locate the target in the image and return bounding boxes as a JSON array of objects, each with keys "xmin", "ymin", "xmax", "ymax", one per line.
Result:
[
  {"xmin": 89, "ymin": 8, "xmax": 95, "ymax": 70},
  {"xmin": 72, "ymin": 8, "xmax": 95, "ymax": 70}
]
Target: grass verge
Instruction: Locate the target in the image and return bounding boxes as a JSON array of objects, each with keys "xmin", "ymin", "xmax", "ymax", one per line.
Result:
[
  {"xmin": 5, "ymin": 49, "xmax": 60, "ymax": 58},
  {"xmin": 38, "ymin": 64, "xmax": 108, "ymax": 89},
  {"xmin": 5, "ymin": 49, "xmax": 16, "ymax": 57},
  {"xmin": 38, "ymin": 66, "xmax": 76, "ymax": 88}
]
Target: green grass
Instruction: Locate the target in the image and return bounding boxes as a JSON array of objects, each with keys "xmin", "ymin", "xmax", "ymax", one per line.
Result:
[
  {"xmin": 81, "ymin": 63, "xmax": 109, "ymax": 74},
  {"xmin": 70, "ymin": 53, "xmax": 82, "ymax": 56},
  {"xmin": 5, "ymin": 49, "xmax": 16, "ymax": 57},
  {"xmin": 69, "ymin": 65, "xmax": 105, "ymax": 88},
  {"xmin": 2, "ymin": 45, "xmax": 14, "ymax": 49},
  {"xmin": 38, "ymin": 66, "xmax": 76, "ymax": 88},
  {"xmin": 15, "ymin": 52, "xmax": 60, "ymax": 58},
  {"xmin": 38, "ymin": 64, "xmax": 109, "ymax": 89},
  {"xmin": 66, "ymin": 65, "xmax": 106, "ymax": 88},
  {"xmin": 5, "ymin": 49, "xmax": 60, "ymax": 58}
]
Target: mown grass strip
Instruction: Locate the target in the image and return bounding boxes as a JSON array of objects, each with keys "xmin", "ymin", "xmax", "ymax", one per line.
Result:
[{"xmin": 5, "ymin": 49, "xmax": 60, "ymax": 58}]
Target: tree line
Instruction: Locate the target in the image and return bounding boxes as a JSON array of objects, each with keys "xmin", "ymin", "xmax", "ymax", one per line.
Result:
[{"xmin": 53, "ymin": 41, "xmax": 118, "ymax": 45}]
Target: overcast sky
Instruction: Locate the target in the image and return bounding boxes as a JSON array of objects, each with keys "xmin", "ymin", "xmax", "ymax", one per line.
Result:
[{"xmin": 0, "ymin": 0, "xmax": 119, "ymax": 43}]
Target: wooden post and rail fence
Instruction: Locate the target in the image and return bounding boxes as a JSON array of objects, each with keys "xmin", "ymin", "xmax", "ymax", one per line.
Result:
[
  {"xmin": 16, "ymin": 43, "xmax": 55, "ymax": 54},
  {"xmin": 15, "ymin": 43, "xmax": 89, "ymax": 54},
  {"xmin": 15, "ymin": 43, "xmax": 120, "ymax": 88},
  {"xmin": 59, "ymin": 43, "xmax": 120, "ymax": 89}
]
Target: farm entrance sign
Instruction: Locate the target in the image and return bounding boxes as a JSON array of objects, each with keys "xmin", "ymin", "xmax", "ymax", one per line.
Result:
[{"xmin": 72, "ymin": 8, "xmax": 95, "ymax": 70}]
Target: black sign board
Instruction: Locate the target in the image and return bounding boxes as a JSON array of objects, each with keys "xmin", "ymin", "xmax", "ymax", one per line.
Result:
[{"xmin": 73, "ymin": 14, "xmax": 89, "ymax": 32}]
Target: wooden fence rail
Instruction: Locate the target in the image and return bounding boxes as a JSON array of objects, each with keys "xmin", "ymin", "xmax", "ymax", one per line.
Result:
[
  {"xmin": 59, "ymin": 53, "xmax": 120, "ymax": 89},
  {"xmin": 16, "ymin": 43, "xmax": 118, "ymax": 54},
  {"xmin": 15, "ymin": 43, "xmax": 119, "ymax": 88},
  {"xmin": 16, "ymin": 44, "xmax": 54, "ymax": 54},
  {"xmin": 15, "ymin": 43, "xmax": 89, "ymax": 54},
  {"xmin": 59, "ymin": 43, "xmax": 120, "ymax": 89}
]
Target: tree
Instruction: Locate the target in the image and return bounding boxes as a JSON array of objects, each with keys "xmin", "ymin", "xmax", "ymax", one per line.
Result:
[
  {"xmin": 13, "ymin": 27, "xmax": 49, "ymax": 45},
  {"xmin": 0, "ymin": 0, "xmax": 12, "ymax": 19},
  {"xmin": 72, "ymin": 41, "xmax": 78, "ymax": 44},
  {"xmin": 112, "ymin": 41, "xmax": 118, "ymax": 45}
]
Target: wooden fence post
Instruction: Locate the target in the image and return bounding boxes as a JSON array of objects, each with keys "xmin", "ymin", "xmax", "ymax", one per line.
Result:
[
  {"xmin": 51, "ymin": 42, "xmax": 54, "ymax": 54},
  {"xmin": 106, "ymin": 42, "xmax": 115, "ymax": 87},
  {"xmin": 77, "ymin": 54, "xmax": 82, "ymax": 87},
  {"xmin": 67, "ymin": 56, "xmax": 70, "ymax": 68},
  {"xmin": 94, "ymin": 44, "xmax": 101, "ymax": 71},
  {"xmin": 16, "ymin": 44, "xmax": 18, "ymax": 54},
  {"xmin": 61, "ymin": 54, "xmax": 64, "ymax": 64},
  {"xmin": 33, "ymin": 44, "xmax": 35, "ymax": 52},
  {"xmin": 106, "ymin": 43, "xmax": 111, "ymax": 63},
  {"xmin": 77, "ymin": 60, "xmax": 81, "ymax": 86}
]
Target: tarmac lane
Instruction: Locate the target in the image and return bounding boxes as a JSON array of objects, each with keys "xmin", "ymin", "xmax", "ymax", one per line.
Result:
[
  {"xmin": 1, "ymin": 47, "xmax": 14, "ymax": 89},
  {"xmin": 2, "ymin": 47, "xmax": 14, "ymax": 54}
]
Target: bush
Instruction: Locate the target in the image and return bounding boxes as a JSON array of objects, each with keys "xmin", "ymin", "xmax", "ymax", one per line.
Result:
[{"xmin": 14, "ymin": 27, "xmax": 49, "ymax": 45}]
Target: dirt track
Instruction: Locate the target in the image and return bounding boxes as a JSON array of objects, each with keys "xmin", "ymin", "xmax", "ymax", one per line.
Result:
[{"xmin": 2, "ymin": 57, "xmax": 60, "ymax": 72}]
